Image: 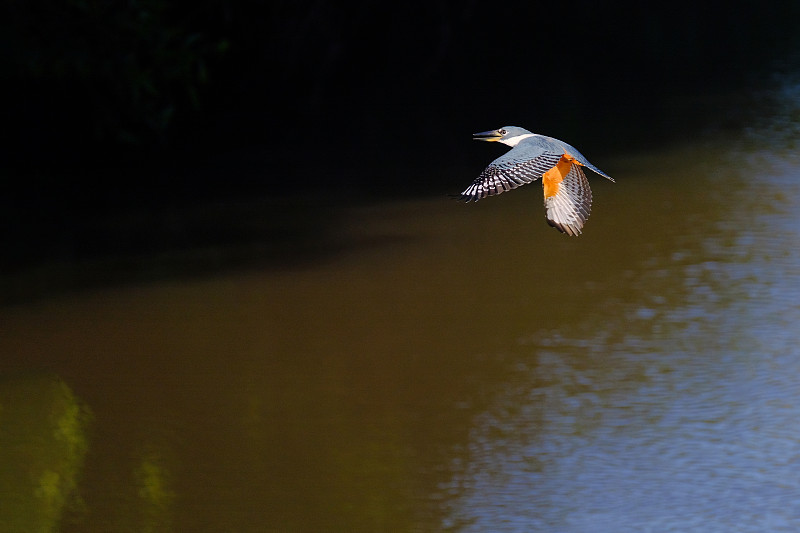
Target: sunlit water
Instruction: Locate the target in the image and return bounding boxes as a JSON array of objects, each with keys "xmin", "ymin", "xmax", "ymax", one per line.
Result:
[
  {"xmin": 443, "ymin": 151, "xmax": 800, "ymax": 532},
  {"xmin": 2, "ymin": 86, "xmax": 800, "ymax": 531}
]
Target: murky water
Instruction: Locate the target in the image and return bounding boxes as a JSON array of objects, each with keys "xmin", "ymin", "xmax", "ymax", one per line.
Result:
[{"xmin": 2, "ymin": 91, "xmax": 800, "ymax": 531}]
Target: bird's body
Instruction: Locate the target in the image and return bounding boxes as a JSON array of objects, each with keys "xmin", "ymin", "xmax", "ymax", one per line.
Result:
[{"xmin": 459, "ymin": 126, "xmax": 614, "ymax": 236}]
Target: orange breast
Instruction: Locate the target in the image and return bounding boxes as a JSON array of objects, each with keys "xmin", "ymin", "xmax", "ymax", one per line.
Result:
[{"xmin": 542, "ymin": 153, "xmax": 575, "ymax": 198}]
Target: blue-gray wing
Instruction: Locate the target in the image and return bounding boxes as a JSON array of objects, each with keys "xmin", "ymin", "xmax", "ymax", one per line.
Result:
[{"xmin": 459, "ymin": 148, "xmax": 562, "ymax": 201}]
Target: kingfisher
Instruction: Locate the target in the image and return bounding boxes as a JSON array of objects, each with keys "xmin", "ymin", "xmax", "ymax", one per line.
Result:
[{"xmin": 458, "ymin": 126, "xmax": 614, "ymax": 236}]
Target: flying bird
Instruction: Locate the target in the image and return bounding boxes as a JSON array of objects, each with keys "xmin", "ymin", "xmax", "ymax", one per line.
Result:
[{"xmin": 458, "ymin": 126, "xmax": 614, "ymax": 236}]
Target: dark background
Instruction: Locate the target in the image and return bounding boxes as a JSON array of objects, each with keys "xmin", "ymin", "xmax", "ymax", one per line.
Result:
[{"xmin": 2, "ymin": 1, "xmax": 800, "ymax": 279}]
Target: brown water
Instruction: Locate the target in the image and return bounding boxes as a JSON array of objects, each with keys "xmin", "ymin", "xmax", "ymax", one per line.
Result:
[{"xmin": 2, "ymin": 98, "xmax": 800, "ymax": 531}]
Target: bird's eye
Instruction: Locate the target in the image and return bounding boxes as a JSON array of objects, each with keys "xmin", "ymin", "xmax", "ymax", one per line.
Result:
[{"xmin": 499, "ymin": 129, "xmax": 507, "ymax": 135}]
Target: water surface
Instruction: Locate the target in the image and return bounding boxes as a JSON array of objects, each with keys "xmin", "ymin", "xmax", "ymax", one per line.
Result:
[{"xmin": 2, "ymin": 97, "xmax": 800, "ymax": 531}]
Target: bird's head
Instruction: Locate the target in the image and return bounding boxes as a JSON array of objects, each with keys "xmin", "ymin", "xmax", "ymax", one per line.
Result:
[{"xmin": 473, "ymin": 126, "xmax": 534, "ymax": 147}]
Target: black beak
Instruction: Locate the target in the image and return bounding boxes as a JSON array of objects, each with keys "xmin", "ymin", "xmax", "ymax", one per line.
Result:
[{"xmin": 472, "ymin": 129, "xmax": 503, "ymax": 142}]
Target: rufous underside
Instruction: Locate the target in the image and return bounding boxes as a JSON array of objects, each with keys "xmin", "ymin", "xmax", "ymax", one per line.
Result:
[{"xmin": 542, "ymin": 153, "xmax": 582, "ymax": 199}]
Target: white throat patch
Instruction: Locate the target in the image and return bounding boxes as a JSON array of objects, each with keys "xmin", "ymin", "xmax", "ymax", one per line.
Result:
[{"xmin": 500, "ymin": 133, "xmax": 535, "ymax": 147}]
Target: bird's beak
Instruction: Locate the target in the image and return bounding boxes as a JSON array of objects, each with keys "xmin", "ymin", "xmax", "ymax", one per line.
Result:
[{"xmin": 472, "ymin": 129, "xmax": 503, "ymax": 142}]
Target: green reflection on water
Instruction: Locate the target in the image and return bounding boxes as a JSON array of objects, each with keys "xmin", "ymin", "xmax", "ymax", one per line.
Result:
[
  {"xmin": 135, "ymin": 451, "xmax": 175, "ymax": 533},
  {"xmin": 0, "ymin": 375, "xmax": 91, "ymax": 533}
]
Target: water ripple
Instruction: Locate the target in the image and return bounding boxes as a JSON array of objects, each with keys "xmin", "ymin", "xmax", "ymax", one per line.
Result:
[{"xmin": 445, "ymin": 135, "xmax": 800, "ymax": 531}]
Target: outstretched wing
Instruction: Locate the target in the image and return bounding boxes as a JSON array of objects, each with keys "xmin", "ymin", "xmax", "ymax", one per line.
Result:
[
  {"xmin": 544, "ymin": 163, "xmax": 592, "ymax": 236},
  {"xmin": 459, "ymin": 148, "xmax": 562, "ymax": 201}
]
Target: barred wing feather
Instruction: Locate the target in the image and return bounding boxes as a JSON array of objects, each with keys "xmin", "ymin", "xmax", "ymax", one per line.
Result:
[
  {"xmin": 459, "ymin": 152, "xmax": 561, "ymax": 201},
  {"xmin": 544, "ymin": 164, "xmax": 592, "ymax": 236}
]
